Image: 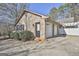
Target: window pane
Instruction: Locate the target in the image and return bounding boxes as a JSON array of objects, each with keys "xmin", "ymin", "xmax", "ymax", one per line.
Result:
[
  {"xmin": 37, "ymin": 24, "xmax": 40, "ymax": 31},
  {"xmin": 16, "ymin": 25, "xmax": 24, "ymax": 31}
]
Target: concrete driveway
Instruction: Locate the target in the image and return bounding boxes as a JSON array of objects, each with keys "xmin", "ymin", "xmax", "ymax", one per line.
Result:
[{"xmin": 0, "ymin": 36, "xmax": 79, "ymax": 56}]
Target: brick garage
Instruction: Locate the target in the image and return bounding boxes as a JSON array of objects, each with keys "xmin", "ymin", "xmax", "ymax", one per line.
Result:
[{"xmin": 15, "ymin": 10, "xmax": 61, "ymax": 39}]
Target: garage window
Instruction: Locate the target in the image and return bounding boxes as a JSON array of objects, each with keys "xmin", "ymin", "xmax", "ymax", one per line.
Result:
[
  {"xmin": 16, "ymin": 24, "xmax": 24, "ymax": 31},
  {"xmin": 37, "ymin": 23, "xmax": 40, "ymax": 31}
]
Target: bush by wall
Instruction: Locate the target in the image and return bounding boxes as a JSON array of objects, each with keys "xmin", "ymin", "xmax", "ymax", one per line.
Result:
[
  {"xmin": 10, "ymin": 32, "xmax": 14, "ymax": 39},
  {"xmin": 10, "ymin": 32, "xmax": 19, "ymax": 40},
  {"xmin": 10, "ymin": 31, "xmax": 35, "ymax": 42},
  {"xmin": 21, "ymin": 31, "xmax": 35, "ymax": 42}
]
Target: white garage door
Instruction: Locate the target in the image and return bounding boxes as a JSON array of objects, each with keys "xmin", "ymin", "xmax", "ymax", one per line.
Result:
[
  {"xmin": 46, "ymin": 23, "xmax": 53, "ymax": 38},
  {"xmin": 54, "ymin": 24, "xmax": 58, "ymax": 36},
  {"xmin": 59, "ymin": 27, "xmax": 66, "ymax": 35}
]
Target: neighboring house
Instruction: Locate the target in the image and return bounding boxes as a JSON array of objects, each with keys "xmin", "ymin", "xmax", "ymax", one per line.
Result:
[
  {"xmin": 55, "ymin": 4, "xmax": 79, "ymax": 36},
  {"xmin": 15, "ymin": 10, "xmax": 62, "ymax": 39},
  {"xmin": 57, "ymin": 16, "xmax": 79, "ymax": 36},
  {"xmin": 59, "ymin": 21, "xmax": 79, "ymax": 36}
]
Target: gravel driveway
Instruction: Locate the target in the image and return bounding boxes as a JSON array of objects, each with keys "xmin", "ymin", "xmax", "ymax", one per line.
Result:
[{"xmin": 0, "ymin": 36, "xmax": 79, "ymax": 56}]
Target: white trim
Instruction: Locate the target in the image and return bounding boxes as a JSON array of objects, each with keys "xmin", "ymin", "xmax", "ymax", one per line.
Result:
[{"xmin": 62, "ymin": 22, "xmax": 79, "ymax": 26}]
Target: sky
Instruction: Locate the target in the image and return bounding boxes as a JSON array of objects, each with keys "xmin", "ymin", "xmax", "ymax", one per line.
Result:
[{"xmin": 29, "ymin": 3, "xmax": 62, "ymax": 15}]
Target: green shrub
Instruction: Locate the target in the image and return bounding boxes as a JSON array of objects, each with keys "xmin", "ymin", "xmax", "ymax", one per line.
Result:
[
  {"xmin": 18, "ymin": 31, "xmax": 22, "ymax": 40},
  {"xmin": 10, "ymin": 31, "xmax": 35, "ymax": 42},
  {"xmin": 10, "ymin": 32, "xmax": 19, "ymax": 40},
  {"xmin": 10, "ymin": 32, "xmax": 14, "ymax": 39},
  {"xmin": 20, "ymin": 31, "xmax": 35, "ymax": 42},
  {"xmin": 14, "ymin": 32, "xmax": 19, "ymax": 40},
  {"xmin": 7, "ymin": 31, "xmax": 11, "ymax": 38},
  {"xmin": 27, "ymin": 31, "xmax": 35, "ymax": 40},
  {"xmin": 20, "ymin": 31, "xmax": 28, "ymax": 42}
]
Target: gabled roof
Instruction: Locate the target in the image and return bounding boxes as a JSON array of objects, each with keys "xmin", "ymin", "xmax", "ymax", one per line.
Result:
[
  {"xmin": 25, "ymin": 10, "xmax": 48, "ymax": 17},
  {"xmin": 15, "ymin": 10, "xmax": 62, "ymax": 26},
  {"xmin": 15, "ymin": 10, "xmax": 48, "ymax": 26}
]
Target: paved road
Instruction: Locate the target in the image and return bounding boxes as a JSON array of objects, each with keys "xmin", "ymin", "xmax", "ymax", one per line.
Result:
[{"xmin": 0, "ymin": 36, "xmax": 79, "ymax": 56}]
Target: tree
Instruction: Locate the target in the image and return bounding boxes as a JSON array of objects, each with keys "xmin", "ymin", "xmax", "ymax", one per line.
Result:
[
  {"xmin": 70, "ymin": 3, "xmax": 79, "ymax": 22},
  {"xmin": 0, "ymin": 3, "xmax": 29, "ymax": 24},
  {"xmin": 17, "ymin": 3, "xmax": 29, "ymax": 18},
  {"xmin": 0, "ymin": 3, "xmax": 29, "ymax": 34},
  {"xmin": 0, "ymin": 3, "xmax": 17, "ymax": 24},
  {"xmin": 65, "ymin": 3, "xmax": 79, "ymax": 22},
  {"xmin": 49, "ymin": 7, "xmax": 58, "ymax": 20},
  {"xmin": 48, "ymin": 3, "xmax": 76, "ymax": 22},
  {"xmin": 59, "ymin": 4, "xmax": 70, "ymax": 19}
]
